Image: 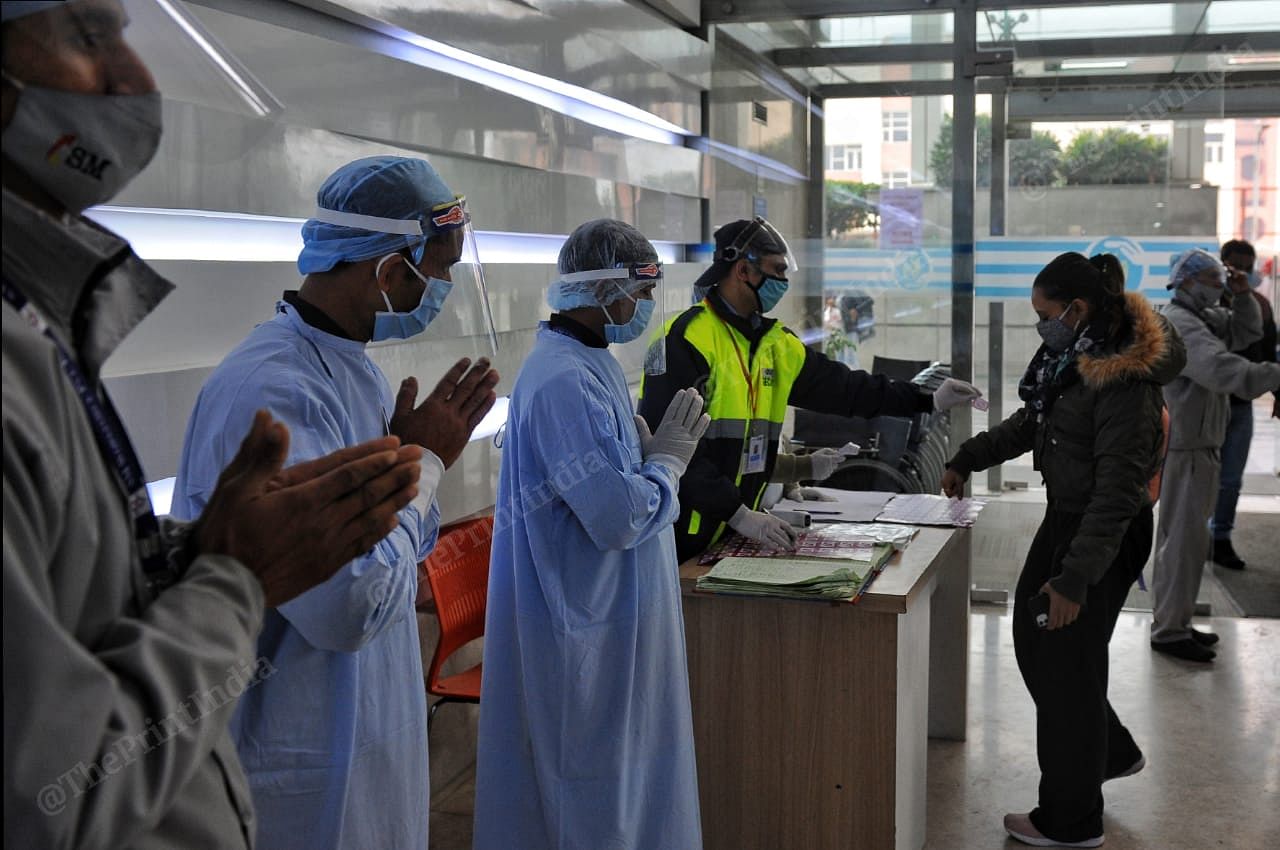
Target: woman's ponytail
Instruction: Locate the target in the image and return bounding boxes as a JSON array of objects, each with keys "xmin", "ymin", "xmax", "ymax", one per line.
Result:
[{"xmin": 1086, "ymin": 253, "xmax": 1128, "ymax": 337}]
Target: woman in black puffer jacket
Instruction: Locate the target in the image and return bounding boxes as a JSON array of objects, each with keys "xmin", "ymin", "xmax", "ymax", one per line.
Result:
[{"xmin": 942, "ymin": 252, "xmax": 1186, "ymax": 849}]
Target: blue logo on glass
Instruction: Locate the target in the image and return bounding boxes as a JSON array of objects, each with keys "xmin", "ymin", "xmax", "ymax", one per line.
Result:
[
  {"xmin": 1084, "ymin": 236, "xmax": 1144, "ymax": 289},
  {"xmin": 893, "ymin": 247, "xmax": 932, "ymax": 290}
]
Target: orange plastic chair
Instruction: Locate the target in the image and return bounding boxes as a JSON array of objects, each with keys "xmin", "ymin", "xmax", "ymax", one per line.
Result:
[{"xmin": 420, "ymin": 516, "xmax": 493, "ymax": 732}]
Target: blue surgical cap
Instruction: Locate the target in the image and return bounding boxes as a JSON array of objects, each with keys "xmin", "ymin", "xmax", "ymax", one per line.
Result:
[
  {"xmin": 548, "ymin": 219, "xmax": 658, "ymax": 310},
  {"xmin": 1167, "ymin": 248, "xmax": 1226, "ymax": 289},
  {"xmin": 298, "ymin": 156, "xmax": 456, "ymax": 275}
]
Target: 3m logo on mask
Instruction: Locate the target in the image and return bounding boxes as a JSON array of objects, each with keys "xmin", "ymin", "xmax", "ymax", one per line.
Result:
[{"xmin": 45, "ymin": 134, "xmax": 111, "ymax": 181}]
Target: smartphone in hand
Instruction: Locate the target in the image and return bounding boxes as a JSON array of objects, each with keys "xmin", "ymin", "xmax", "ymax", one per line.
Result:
[{"xmin": 1027, "ymin": 593, "xmax": 1051, "ymax": 630}]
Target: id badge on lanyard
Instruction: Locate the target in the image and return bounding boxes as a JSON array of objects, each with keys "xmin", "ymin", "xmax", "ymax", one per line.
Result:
[
  {"xmin": 2, "ymin": 276, "xmax": 174, "ymax": 596},
  {"xmin": 742, "ymin": 420, "xmax": 768, "ymax": 475}
]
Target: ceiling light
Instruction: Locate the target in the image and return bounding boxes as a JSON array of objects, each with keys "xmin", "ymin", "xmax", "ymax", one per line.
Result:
[
  {"xmin": 85, "ymin": 207, "xmax": 682, "ymax": 264},
  {"xmin": 1059, "ymin": 59, "xmax": 1130, "ymax": 71},
  {"xmin": 1226, "ymin": 54, "xmax": 1280, "ymax": 66}
]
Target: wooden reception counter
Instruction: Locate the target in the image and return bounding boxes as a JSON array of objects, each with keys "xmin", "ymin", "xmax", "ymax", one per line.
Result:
[{"xmin": 678, "ymin": 526, "xmax": 969, "ymax": 850}]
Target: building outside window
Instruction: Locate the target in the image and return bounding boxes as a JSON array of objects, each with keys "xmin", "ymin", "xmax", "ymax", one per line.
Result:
[
  {"xmin": 882, "ymin": 111, "xmax": 910, "ymax": 142},
  {"xmin": 826, "ymin": 144, "xmax": 863, "ymax": 171},
  {"xmin": 881, "ymin": 170, "xmax": 910, "ymax": 188},
  {"xmin": 1205, "ymin": 133, "xmax": 1224, "ymax": 163}
]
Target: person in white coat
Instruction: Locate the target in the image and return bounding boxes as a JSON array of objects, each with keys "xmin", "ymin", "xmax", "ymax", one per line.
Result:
[{"xmin": 474, "ymin": 219, "xmax": 708, "ymax": 849}]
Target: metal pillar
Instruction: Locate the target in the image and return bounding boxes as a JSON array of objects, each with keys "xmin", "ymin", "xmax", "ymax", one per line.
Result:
[
  {"xmin": 950, "ymin": 3, "xmax": 976, "ymax": 441},
  {"xmin": 806, "ymin": 94, "xmax": 826, "ymax": 325},
  {"xmin": 990, "ymin": 82, "xmax": 1007, "ymax": 238},
  {"xmin": 986, "ymin": 302, "xmax": 1004, "ymax": 493},
  {"xmin": 929, "ymin": 0, "xmax": 976, "ymax": 745},
  {"xmin": 986, "ymin": 83, "xmax": 1006, "ymax": 493}
]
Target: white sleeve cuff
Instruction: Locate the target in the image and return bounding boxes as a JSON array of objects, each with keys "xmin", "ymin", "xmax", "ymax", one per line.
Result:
[{"xmin": 411, "ymin": 449, "xmax": 445, "ymax": 516}]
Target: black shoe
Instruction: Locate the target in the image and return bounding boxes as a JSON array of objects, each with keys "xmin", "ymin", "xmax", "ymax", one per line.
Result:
[
  {"xmin": 1212, "ymin": 539, "xmax": 1246, "ymax": 570},
  {"xmin": 1190, "ymin": 627, "xmax": 1220, "ymax": 646},
  {"xmin": 1151, "ymin": 638, "xmax": 1216, "ymax": 662},
  {"xmin": 1105, "ymin": 754, "xmax": 1146, "ymax": 782}
]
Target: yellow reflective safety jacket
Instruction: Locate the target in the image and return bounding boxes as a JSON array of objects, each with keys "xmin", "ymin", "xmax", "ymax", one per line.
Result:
[{"xmin": 639, "ymin": 291, "xmax": 932, "ymax": 561}]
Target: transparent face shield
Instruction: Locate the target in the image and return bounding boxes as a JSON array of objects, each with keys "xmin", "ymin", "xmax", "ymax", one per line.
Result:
[
  {"xmin": 309, "ymin": 195, "xmax": 498, "ymax": 361},
  {"xmin": 424, "ymin": 195, "xmax": 500, "ymax": 357},
  {"xmin": 721, "ymin": 216, "xmax": 797, "ymax": 281},
  {"xmin": 556, "ymin": 262, "xmax": 668, "ymax": 376}
]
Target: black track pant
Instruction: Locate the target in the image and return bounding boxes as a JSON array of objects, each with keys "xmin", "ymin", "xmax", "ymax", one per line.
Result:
[{"xmin": 1012, "ymin": 504, "xmax": 1152, "ymax": 842}]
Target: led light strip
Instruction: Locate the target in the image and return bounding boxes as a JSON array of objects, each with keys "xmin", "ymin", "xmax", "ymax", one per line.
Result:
[
  {"xmin": 690, "ymin": 139, "xmax": 808, "ymax": 185},
  {"xmin": 85, "ymin": 207, "xmax": 681, "ymax": 265},
  {"xmin": 371, "ymin": 25, "xmax": 691, "ymax": 146}
]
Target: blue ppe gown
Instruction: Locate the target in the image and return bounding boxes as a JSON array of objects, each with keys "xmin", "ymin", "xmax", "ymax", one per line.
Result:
[
  {"xmin": 473, "ymin": 324, "xmax": 703, "ymax": 850},
  {"xmin": 172, "ymin": 303, "xmax": 438, "ymax": 850}
]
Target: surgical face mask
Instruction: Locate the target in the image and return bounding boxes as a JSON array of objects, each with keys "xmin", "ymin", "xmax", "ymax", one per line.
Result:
[
  {"xmin": 600, "ymin": 287, "xmax": 656, "ymax": 344},
  {"xmin": 750, "ymin": 267, "xmax": 790, "ymax": 313},
  {"xmin": 0, "ymin": 75, "xmax": 162, "ymax": 214},
  {"xmin": 1035, "ymin": 301, "xmax": 1079, "ymax": 352},
  {"xmin": 1182, "ymin": 280, "xmax": 1224, "ymax": 311},
  {"xmin": 1248, "ymin": 270, "xmax": 1262, "ymax": 289},
  {"xmin": 371, "ymin": 254, "xmax": 453, "ymax": 341}
]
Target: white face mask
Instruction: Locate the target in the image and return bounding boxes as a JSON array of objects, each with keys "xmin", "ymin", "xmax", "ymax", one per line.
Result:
[
  {"xmin": 1, "ymin": 74, "xmax": 162, "ymax": 214},
  {"xmin": 1183, "ymin": 279, "xmax": 1224, "ymax": 311}
]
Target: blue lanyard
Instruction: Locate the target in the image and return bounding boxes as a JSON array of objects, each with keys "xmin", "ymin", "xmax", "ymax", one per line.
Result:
[{"xmin": 2, "ymin": 276, "xmax": 174, "ymax": 594}]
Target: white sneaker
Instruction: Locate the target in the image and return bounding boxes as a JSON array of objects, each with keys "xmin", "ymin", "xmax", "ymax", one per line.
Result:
[{"xmin": 1004, "ymin": 813, "xmax": 1105, "ymax": 848}]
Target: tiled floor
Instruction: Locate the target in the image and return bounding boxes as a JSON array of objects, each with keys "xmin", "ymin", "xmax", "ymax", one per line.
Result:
[
  {"xmin": 924, "ymin": 607, "xmax": 1280, "ymax": 850},
  {"xmin": 429, "ymin": 607, "xmax": 1280, "ymax": 849}
]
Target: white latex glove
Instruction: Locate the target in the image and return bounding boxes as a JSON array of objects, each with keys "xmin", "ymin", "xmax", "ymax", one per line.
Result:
[
  {"xmin": 634, "ymin": 388, "xmax": 711, "ymax": 477},
  {"xmin": 760, "ymin": 482, "xmax": 785, "ymax": 510},
  {"xmin": 933, "ymin": 378, "xmax": 983, "ymax": 412},
  {"xmin": 806, "ymin": 447, "xmax": 844, "ymax": 482},
  {"xmin": 794, "ymin": 487, "xmax": 838, "ymax": 502},
  {"xmin": 728, "ymin": 505, "xmax": 799, "ymax": 550}
]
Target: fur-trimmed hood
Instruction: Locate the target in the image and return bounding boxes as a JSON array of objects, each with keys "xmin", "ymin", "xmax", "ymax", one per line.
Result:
[{"xmin": 1078, "ymin": 291, "xmax": 1186, "ymax": 388}]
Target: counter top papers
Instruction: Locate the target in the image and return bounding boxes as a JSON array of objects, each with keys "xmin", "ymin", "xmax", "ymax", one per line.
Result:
[
  {"xmin": 875, "ymin": 494, "xmax": 986, "ymax": 527},
  {"xmin": 773, "ymin": 488, "xmax": 894, "ymax": 523},
  {"xmin": 698, "ymin": 522, "xmax": 918, "ymax": 565},
  {"xmin": 695, "ymin": 548, "xmax": 894, "ymax": 602}
]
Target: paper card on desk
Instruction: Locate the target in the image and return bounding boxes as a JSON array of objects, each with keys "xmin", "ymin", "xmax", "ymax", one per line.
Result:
[
  {"xmin": 816, "ymin": 522, "xmax": 918, "ymax": 550},
  {"xmin": 700, "ymin": 528, "xmax": 878, "ymax": 564},
  {"xmin": 695, "ymin": 546, "xmax": 894, "ymax": 602},
  {"xmin": 701, "ymin": 557, "xmax": 866, "ymax": 587},
  {"xmin": 875, "ymin": 494, "xmax": 986, "ymax": 527},
  {"xmin": 774, "ymin": 489, "xmax": 894, "ymax": 523}
]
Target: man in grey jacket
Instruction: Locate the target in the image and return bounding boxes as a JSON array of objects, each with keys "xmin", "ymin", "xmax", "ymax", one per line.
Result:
[
  {"xmin": 1151, "ymin": 248, "xmax": 1280, "ymax": 662},
  {"xmin": 3, "ymin": 2, "xmax": 424, "ymax": 847}
]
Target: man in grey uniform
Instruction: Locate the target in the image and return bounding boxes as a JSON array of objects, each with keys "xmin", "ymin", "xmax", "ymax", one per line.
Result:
[
  {"xmin": 1151, "ymin": 248, "xmax": 1280, "ymax": 662},
  {"xmin": 2, "ymin": 2, "xmax": 423, "ymax": 846}
]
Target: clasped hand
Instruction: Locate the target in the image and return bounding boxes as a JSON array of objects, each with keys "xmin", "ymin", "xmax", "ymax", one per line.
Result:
[{"xmin": 390, "ymin": 357, "xmax": 500, "ymax": 468}]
